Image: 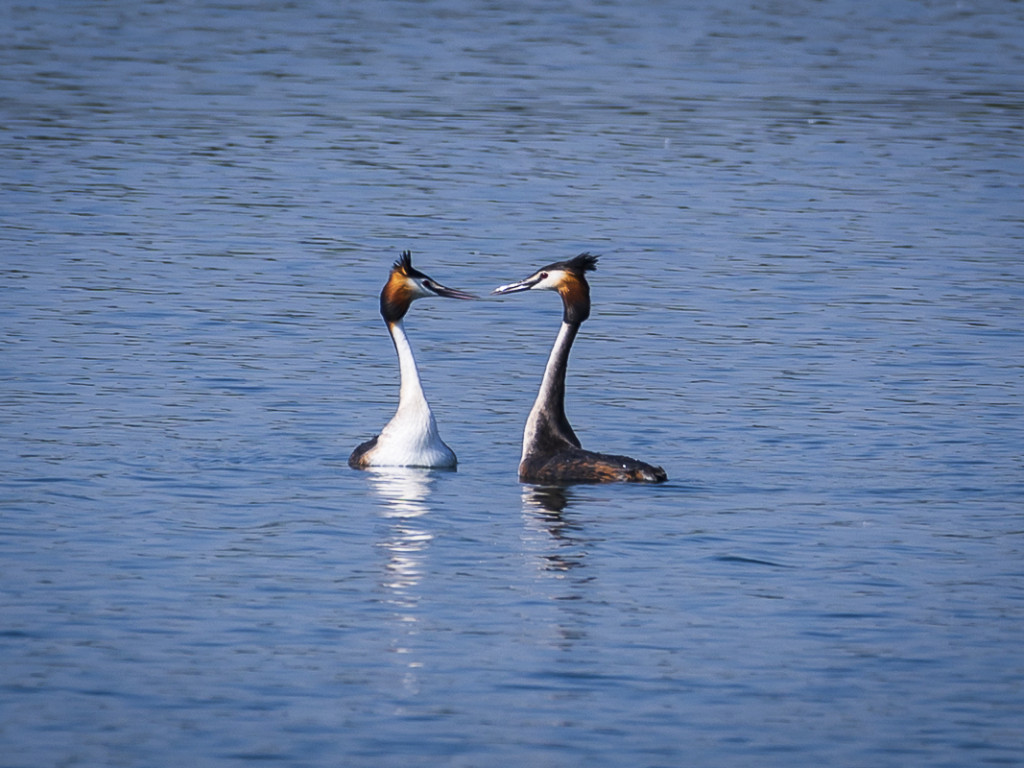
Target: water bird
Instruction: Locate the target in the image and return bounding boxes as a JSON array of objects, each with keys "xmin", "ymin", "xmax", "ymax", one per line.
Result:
[
  {"xmin": 349, "ymin": 251, "xmax": 475, "ymax": 470},
  {"xmin": 492, "ymin": 253, "xmax": 668, "ymax": 484}
]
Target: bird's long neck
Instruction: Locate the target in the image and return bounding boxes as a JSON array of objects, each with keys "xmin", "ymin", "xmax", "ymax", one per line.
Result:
[
  {"xmin": 522, "ymin": 320, "xmax": 581, "ymax": 461},
  {"xmin": 388, "ymin": 319, "xmax": 432, "ymax": 418}
]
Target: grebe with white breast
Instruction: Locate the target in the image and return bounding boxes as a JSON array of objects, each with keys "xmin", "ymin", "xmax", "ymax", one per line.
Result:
[
  {"xmin": 349, "ymin": 251, "xmax": 475, "ymax": 470},
  {"xmin": 493, "ymin": 253, "xmax": 667, "ymax": 484}
]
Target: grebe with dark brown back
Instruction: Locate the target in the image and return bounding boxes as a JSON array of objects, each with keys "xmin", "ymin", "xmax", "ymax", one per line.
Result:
[
  {"xmin": 493, "ymin": 253, "xmax": 667, "ymax": 484},
  {"xmin": 349, "ymin": 251, "xmax": 476, "ymax": 469}
]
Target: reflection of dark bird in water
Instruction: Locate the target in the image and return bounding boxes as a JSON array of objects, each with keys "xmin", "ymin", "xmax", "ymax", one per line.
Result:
[
  {"xmin": 523, "ymin": 486, "xmax": 587, "ymax": 572},
  {"xmin": 349, "ymin": 251, "xmax": 476, "ymax": 470},
  {"xmin": 493, "ymin": 253, "xmax": 668, "ymax": 484},
  {"xmin": 528, "ymin": 485, "xmax": 571, "ymax": 515}
]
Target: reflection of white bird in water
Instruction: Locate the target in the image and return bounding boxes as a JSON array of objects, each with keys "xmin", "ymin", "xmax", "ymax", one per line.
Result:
[
  {"xmin": 493, "ymin": 253, "xmax": 667, "ymax": 484},
  {"xmin": 369, "ymin": 467, "xmax": 434, "ymax": 518},
  {"xmin": 349, "ymin": 251, "xmax": 475, "ymax": 470},
  {"xmin": 368, "ymin": 468, "xmax": 435, "ymax": 593}
]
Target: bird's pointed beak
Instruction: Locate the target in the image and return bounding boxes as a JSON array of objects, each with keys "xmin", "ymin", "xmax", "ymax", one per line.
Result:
[
  {"xmin": 492, "ymin": 276, "xmax": 539, "ymax": 295},
  {"xmin": 426, "ymin": 280, "xmax": 478, "ymax": 300}
]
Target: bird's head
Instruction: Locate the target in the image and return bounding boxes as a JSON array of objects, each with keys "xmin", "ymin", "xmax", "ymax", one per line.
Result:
[
  {"xmin": 380, "ymin": 250, "xmax": 476, "ymax": 322},
  {"xmin": 492, "ymin": 252, "xmax": 597, "ymax": 325}
]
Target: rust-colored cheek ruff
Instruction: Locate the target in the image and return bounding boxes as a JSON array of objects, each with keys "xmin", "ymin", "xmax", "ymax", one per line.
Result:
[
  {"xmin": 556, "ymin": 275, "xmax": 585, "ymax": 305},
  {"xmin": 557, "ymin": 274, "xmax": 591, "ymax": 325},
  {"xmin": 380, "ymin": 272, "xmax": 414, "ymax": 322}
]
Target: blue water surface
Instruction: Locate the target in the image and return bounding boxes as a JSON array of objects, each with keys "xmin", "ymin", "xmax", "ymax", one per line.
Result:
[{"xmin": 2, "ymin": 1, "xmax": 1023, "ymax": 766}]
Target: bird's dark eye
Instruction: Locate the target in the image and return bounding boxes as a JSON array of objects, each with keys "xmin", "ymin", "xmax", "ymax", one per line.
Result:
[{"xmin": 539, "ymin": 272, "xmax": 548, "ymax": 280}]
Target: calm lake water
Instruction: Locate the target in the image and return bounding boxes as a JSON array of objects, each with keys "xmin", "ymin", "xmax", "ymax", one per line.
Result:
[{"xmin": 2, "ymin": 1, "xmax": 1023, "ymax": 766}]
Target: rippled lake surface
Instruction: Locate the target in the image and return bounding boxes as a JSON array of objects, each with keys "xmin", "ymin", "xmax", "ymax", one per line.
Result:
[{"xmin": 2, "ymin": 1, "xmax": 1023, "ymax": 766}]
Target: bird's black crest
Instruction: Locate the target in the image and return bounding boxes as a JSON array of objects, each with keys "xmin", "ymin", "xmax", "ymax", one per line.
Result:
[
  {"xmin": 393, "ymin": 250, "xmax": 426, "ymax": 279},
  {"xmin": 562, "ymin": 252, "xmax": 598, "ymax": 273}
]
